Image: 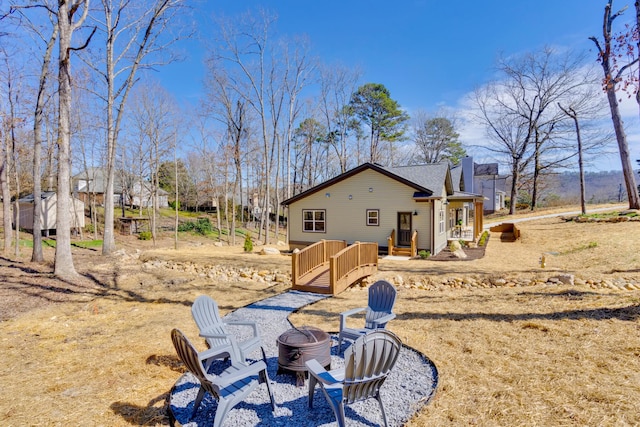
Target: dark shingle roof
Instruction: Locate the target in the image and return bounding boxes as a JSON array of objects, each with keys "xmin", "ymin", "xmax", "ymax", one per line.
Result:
[
  {"xmin": 282, "ymin": 162, "xmax": 453, "ymax": 206},
  {"xmin": 383, "ymin": 163, "xmax": 451, "ymax": 194}
]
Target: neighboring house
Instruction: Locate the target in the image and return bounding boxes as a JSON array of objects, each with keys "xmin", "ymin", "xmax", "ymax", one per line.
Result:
[
  {"xmin": 72, "ymin": 167, "xmax": 169, "ymax": 209},
  {"xmin": 281, "ymin": 162, "xmax": 484, "ymax": 256},
  {"xmin": 72, "ymin": 167, "xmax": 122, "ymax": 206},
  {"xmin": 13, "ymin": 192, "xmax": 85, "ymax": 235},
  {"xmin": 461, "ymin": 157, "xmax": 508, "ymax": 214},
  {"xmin": 129, "ymin": 181, "xmax": 169, "ymax": 209}
]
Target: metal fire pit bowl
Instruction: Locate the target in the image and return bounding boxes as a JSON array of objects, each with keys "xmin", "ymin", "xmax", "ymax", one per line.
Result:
[{"xmin": 277, "ymin": 326, "xmax": 331, "ymax": 375}]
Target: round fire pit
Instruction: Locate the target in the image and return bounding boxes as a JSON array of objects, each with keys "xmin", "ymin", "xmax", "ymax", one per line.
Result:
[{"xmin": 277, "ymin": 326, "xmax": 331, "ymax": 375}]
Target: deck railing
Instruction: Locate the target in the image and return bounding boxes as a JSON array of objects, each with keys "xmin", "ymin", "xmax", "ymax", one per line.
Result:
[
  {"xmin": 330, "ymin": 242, "xmax": 379, "ymax": 295},
  {"xmin": 448, "ymin": 226, "xmax": 473, "ymax": 240},
  {"xmin": 292, "ymin": 239, "xmax": 346, "ymax": 286},
  {"xmin": 387, "ymin": 229, "xmax": 395, "ymax": 255}
]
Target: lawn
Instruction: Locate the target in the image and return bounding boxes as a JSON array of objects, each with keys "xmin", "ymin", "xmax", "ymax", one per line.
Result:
[{"xmin": 0, "ymin": 206, "xmax": 639, "ymax": 426}]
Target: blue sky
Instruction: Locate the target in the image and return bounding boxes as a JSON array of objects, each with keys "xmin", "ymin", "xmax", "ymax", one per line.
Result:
[{"xmin": 158, "ymin": 1, "xmax": 640, "ymax": 170}]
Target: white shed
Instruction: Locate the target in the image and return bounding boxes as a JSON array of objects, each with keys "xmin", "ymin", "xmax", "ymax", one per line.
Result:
[{"xmin": 13, "ymin": 192, "xmax": 85, "ymax": 233}]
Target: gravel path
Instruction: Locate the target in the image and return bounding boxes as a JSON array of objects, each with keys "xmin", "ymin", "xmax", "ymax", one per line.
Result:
[{"xmin": 169, "ymin": 291, "xmax": 438, "ymax": 426}]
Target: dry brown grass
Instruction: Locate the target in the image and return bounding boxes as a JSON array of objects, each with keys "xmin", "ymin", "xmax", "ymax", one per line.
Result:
[{"xmin": 1, "ymin": 205, "xmax": 639, "ymax": 426}]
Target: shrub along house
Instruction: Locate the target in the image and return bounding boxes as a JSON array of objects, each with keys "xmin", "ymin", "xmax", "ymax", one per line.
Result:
[{"xmin": 281, "ymin": 162, "xmax": 484, "ymax": 257}]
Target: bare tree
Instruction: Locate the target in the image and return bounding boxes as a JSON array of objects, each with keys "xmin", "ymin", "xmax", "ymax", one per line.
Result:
[
  {"xmin": 55, "ymin": 0, "xmax": 92, "ymax": 279},
  {"xmin": 558, "ymin": 105, "xmax": 587, "ymax": 214},
  {"xmin": 14, "ymin": 5, "xmax": 59, "ymax": 261},
  {"xmin": 472, "ymin": 83, "xmax": 531, "ymax": 214},
  {"xmin": 84, "ymin": 0, "xmax": 187, "ymax": 255},
  {"xmin": 557, "ymin": 67, "xmax": 611, "ymax": 215},
  {"xmin": 277, "ymin": 38, "xmax": 314, "ymax": 242},
  {"xmin": 128, "ymin": 81, "xmax": 176, "ymax": 242},
  {"xmin": 212, "ymin": 9, "xmax": 283, "ymax": 244},
  {"xmin": 203, "ymin": 61, "xmax": 252, "ymax": 244},
  {"xmin": 472, "ymin": 47, "xmax": 594, "ymax": 213},
  {"xmin": 318, "ymin": 64, "xmax": 362, "ymax": 175},
  {"xmin": 0, "ymin": 101, "xmax": 13, "ymax": 254},
  {"xmin": 590, "ymin": 1, "xmax": 640, "ymax": 210}
]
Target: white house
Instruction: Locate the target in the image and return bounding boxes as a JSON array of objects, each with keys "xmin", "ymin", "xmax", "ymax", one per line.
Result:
[{"xmin": 282, "ymin": 162, "xmax": 484, "ymax": 256}]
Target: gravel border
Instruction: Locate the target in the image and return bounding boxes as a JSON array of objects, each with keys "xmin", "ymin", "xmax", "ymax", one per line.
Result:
[{"xmin": 169, "ymin": 291, "xmax": 438, "ymax": 426}]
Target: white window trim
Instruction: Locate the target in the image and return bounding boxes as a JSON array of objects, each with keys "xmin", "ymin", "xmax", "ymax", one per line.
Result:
[
  {"xmin": 302, "ymin": 209, "xmax": 326, "ymax": 233},
  {"xmin": 366, "ymin": 209, "xmax": 379, "ymax": 226}
]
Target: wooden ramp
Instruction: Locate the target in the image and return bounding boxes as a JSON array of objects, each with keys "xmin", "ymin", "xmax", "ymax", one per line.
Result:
[{"xmin": 292, "ymin": 240, "xmax": 378, "ymax": 295}]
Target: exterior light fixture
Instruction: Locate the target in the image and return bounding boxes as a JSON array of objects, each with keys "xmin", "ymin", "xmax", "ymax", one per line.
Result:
[
  {"xmin": 369, "ymin": 187, "xmax": 373, "ymax": 192},
  {"xmin": 413, "ymin": 210, "xmax": 418, "ymax": 216},
  {"xmin": 348, "ymin": 195, "xmax": 353, "ymax": 200},
  {"xmin": 325, "ymin": 192, "xmax": 330, "ymax": 198}
]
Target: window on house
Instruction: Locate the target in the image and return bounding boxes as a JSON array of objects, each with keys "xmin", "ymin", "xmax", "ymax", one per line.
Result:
[
  {"xmin": 366, "ymin": 209, "xmax": 379, "ymax": 226},
  {"xmin": 439, "ymin": 207, "xmax": 445, "ymax": 234},
  {"xmin": 303, "ymin": 209, "xmax": 325, "ymax": 232}
]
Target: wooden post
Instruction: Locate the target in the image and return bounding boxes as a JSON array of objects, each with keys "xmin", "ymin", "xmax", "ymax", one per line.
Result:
[
  {"xmin": 322, "ymin": 239, "xmax": 327, "ymax": 263},
  {"xmin": 292, "ymin": 251, "xmax": 298, "ymax": 287},
  {"xmin": 329, "ymin": 255, "xmax": 336, "ymax": 295},
  {"xmin": 411, "ymin": 230, "xmax": 417, "ymax": 257}
]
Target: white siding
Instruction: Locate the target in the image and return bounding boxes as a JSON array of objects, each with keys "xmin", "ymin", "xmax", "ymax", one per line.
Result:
[{"xmin": 289, "ymin": 169, "xmax": 434, "ymax": 250}]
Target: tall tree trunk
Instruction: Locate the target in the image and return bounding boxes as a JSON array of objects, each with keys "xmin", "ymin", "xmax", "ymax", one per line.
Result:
[
  {"xmin": 591, "ymin": 2, "xmax": 640, "ymax": 210},
  {"xmin": 530, "ymin": 138, "xmax": 541, "ymax": 211},
  {"xmin": 6, "ymin": 65, "xmax": 20, "ymax": 257},
  {"xmin": 509, "ymin": 162, "xmax": 519, "ymax": 215},
  {"xmin": 1, "ymin": 126, "xmax": 12, "ymax": 252},
  {"xmin": 174, "ymin": 144, "xmax": 178, "ymax": 249},
  {"xmin": 636, "ymin": 1, "xmax": 640, "ymax": 115},
  {"xmin": 559, "ymin": 104, "xmax": 587, "ymax": 215},
  {"xmin": 32, "ymin": 24, "xmax": 58, "ymax": 262},
  {"xmin": 604, "ymin": 88, "xmax": 639, "ymax": 208},
  {"xmin": 55, "ymin": 0, "xmax": 89, "ymax": 279}
]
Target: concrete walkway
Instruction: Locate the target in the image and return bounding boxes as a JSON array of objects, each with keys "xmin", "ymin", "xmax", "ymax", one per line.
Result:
[{"xmin": 483, "ymin": 204, "xmax": 628, "ymax": 230}]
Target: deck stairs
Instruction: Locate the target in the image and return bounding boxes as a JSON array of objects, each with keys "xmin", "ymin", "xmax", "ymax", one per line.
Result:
[{"xmin": 390, "ymin": 246, "xmax": 412, "ymax": 256}]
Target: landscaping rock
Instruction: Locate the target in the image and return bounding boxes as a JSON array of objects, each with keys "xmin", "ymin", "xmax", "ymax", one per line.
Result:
[
  {"xmin": 452, "ymin": 248, "xmax": 467, "ymax": 259},
  {"xmin": 554, "ymin": 274, "xmax": 575, "ymax": 285},
  {"xmin": 259, "ymin": 247, "xmax": 280, "ymax": 255}
]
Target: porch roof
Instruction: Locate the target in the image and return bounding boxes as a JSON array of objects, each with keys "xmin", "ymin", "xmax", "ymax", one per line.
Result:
[{"xmin": 448, "ymin": 191, "xmax": 486, "ymax": 202}]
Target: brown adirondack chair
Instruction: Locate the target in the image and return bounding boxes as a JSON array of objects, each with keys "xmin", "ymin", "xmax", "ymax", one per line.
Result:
[
  {"xmin": 338, "ymin": 280, "xmax": 397, "ymax": 352},
  {"xmin": 306, "ymin": 329, "xmax": 402, "ymax": 427},
  {"xmin": 170, "ymin": 328, "xmax": 275, "ymax": 427}
]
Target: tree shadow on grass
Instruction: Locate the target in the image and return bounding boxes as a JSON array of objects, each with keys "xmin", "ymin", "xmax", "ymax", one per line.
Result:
[
  {"xmin": 398, "ymin": 303, "xmax": 640, "ymax": 323},
  {"xmin": 110, "ymin": 393, "xmax": 171, "ymax": 426}
]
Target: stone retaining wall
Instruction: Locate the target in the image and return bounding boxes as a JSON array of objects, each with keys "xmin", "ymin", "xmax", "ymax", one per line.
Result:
[{"xmin": 139, "ymin": 257, "xmax": 640, "ymax": 293}]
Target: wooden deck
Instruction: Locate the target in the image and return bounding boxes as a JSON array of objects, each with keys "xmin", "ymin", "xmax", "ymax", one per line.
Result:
[
  {"xmin": 292, "ymin": 267, "xmax": 332, "ymax": 294},
  {"xmin": 292, "ymin": 240, "xmax": 378, "ymax": 295}
]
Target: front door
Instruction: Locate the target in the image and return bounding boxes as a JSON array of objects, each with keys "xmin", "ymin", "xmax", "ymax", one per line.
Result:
[{"xmin": 397, "ymin": 212, "xmax": 412, "ymax": 246}]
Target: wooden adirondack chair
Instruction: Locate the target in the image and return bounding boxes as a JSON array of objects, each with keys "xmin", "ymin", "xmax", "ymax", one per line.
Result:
[
  {"xmin": 306, "ymin": 329, "xmax": 402, "ymax": 427},
  {"xmin": 191, "ymin": 295, "xmax": 262, "ymax": 368},
  {"xmin": 170, "ymin": 329, "xmax": 275, "ymax": 427},
  {"xmin": 338, "ymin": 280, "xmax": 397, "ymax": 352}
]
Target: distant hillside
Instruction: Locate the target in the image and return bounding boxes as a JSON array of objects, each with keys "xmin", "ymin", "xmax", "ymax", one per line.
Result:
[{"xmin": 541, "ymin": 171, "xmax": 631, "ymax": 205}]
